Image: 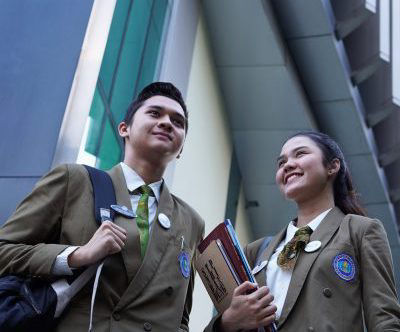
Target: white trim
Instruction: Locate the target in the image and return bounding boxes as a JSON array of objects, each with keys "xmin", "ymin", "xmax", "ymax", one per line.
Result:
[
  {"xmin": 52, "ymin": 0, "xmax": 117, "ymax": 167},
  {"xmin": 366, "ymin": 0, "xmax": 377, "ymax": 13},
  {"xmin": 157, "ymin": 0, "xmax": 200, "ymax": 187},
  {"xmin": 76, "ymin": 117, "xmax": 97, "ymax": 166},
  {"xmin": 379, "ymin": 0, "xmax": 390, "ymax": 62},
  {"xmin": 159, "ymin": 0, "xmax": 180, "ymax": 187},
  {"xmin": 154, "ymin": 0, "xmax": 173, "ymax": 82},
  {"xmin": 393, "ymin": 0, "xmax": 400, "ymax": 106}
]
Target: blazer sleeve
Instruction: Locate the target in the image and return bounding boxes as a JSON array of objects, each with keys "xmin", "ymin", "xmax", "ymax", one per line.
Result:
[
  {"xmin": 179, "ymin": 260, "xmax": 196, "ymax": 332},
  {"xmin": 180, "ymin": 217, "xmax": 205, "ymax": 331},
  {"xmin": 0, "ymin": 164, "xmax": 71, "ymax": 277},
  {"xmin": 360, "ymin": 219, "xmax": 400, "ymax": 331}
]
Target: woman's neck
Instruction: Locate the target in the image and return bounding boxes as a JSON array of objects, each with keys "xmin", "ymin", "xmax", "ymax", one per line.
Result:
[{"xmin": 296, "ymin": 191, "xmax": 335, "ymax": 227}]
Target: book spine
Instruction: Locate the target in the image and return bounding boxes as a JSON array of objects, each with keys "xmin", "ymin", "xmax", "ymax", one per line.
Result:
[
  {"xmin": 216, "ymin": 239, "xmax": 241, "ymax": 285},
  {"xmin": 220, "ymin": 226, "xmax": 249, "ymax": 283},
  {"xmin": 224, "ymin": 219, "xmax": 255, "ymax": 283}
]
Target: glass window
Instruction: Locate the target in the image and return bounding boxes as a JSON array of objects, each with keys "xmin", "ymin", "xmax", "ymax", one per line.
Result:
[{"xmin": 83, "ymin": 0, "xmax": 171, "ymax": 169}]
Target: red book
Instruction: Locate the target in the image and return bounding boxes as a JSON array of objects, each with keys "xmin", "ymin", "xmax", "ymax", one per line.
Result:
[{"xmin": 198, "ymin": 222, "xmax": 249, "ymax": 284}]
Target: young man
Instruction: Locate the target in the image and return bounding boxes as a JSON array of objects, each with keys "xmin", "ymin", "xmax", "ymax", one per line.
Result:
[{"xmin": 0, "ymin": 82, "xmax": 205, "ymax": 331}]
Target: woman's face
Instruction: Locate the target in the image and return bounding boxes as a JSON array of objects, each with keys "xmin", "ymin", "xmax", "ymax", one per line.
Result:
[{"xmin": 276, "ymin": 136, "xmax": 333, "ymax": 203}]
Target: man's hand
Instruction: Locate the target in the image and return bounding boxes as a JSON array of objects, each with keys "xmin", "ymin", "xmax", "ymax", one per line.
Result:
[
  {"xmin": 219, "ymin": 281, "xmax": 277, "ymax": 332},
  {"xmin": 68, "ymin": 221, "xmax": 127, "ymax": 267}
]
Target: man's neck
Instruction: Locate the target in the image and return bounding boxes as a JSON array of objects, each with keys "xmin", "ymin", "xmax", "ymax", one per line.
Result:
[{"xmin": 123, "ymin": 158, "xmax": 165, "ymax": 184}]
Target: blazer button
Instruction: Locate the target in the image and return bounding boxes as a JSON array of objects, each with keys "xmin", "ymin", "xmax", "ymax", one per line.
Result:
[
  {"xmin": 112, "ymin": 311, "xmax": 121, "ymax": 321},
  {"xmin": 143, "ymin": 322, "xmax": 152, "ymax": 331},
  {"xmin": 323, "ymin": 288, "xmax": 332, "ymax": 298},
  {"xmin": 165, "ymin": 286, "xmax": 173, "ymax": 296}
]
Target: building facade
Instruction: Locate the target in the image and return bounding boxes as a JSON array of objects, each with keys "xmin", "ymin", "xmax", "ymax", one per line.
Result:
[{"xmin": 0, "ymin": 0, "xmax": 399, "ymax": 329}]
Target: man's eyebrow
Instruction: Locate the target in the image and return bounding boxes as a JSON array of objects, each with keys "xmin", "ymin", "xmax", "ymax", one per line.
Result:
[
  {"xmin": 147, "ymin": 105, "xmax": 163, "ymax": 111},
  {"xmin": 147, "ymin": 105, "xmax": 186, "ymax": 120}
]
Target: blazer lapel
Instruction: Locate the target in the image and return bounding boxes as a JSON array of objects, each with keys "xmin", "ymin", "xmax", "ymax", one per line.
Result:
[
  {"xmin": 115, "ymin": 182, "xmax": 176, "ymax": 310},
  {"xmin": 254, "ymin": 230, "xmax": 286, "ymax": 287},
  {"xmin": 108, "ymin": 165, "xmax": 142, "ymax": 280},
  {"xmin": 278, "ymin": 207, "xmax": 345, "ymax": 326}
]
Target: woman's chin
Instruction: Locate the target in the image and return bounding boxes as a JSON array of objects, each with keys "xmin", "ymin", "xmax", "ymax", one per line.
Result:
[{"xmin": 283, "ymin": 185, "xmax": 302, "ymax": 200}]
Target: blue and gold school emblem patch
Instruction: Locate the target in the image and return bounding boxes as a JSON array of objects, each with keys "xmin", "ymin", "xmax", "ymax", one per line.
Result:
[
  {"xmin": 178, "ymin": 252, "xmax": 191, "ymax": 279},
  {"xmin": 332, "ymin": 253, "xmax": 356, "ymax": 282}
]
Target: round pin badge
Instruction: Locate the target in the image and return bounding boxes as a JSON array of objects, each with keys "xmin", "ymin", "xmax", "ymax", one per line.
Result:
[
  {"xmin": 304, "ymin": 240, "xmax": 322, "ymax": 253},
  {"xmin": 158, "ymin": 213, "xmax": 171, "ymax": 229},
  {"xmin": 332, "ymin": 253, "xmax": 356, "ymax": 282},
  {"xmin": 178, "ymin": 251, "xmax": 191, "ymax": 279}
]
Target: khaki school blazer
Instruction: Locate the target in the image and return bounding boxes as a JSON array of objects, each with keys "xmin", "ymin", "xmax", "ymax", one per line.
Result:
[
  {"xmin": 0, "ymin": 164, "xmax": 205, "ymax": 332},
  {"xmin": 205, "ymin": 207, "xmax": 400, "ymax": 331}
]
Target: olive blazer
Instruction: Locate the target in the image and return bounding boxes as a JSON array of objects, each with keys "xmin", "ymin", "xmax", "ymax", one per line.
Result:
[
  {"xmin": 0, "ymin": 164, "xmax": 204, "ymax": 332},
  {"xmin": 205, "ymin": 207, "xmax": 400, "ymax": 331}
]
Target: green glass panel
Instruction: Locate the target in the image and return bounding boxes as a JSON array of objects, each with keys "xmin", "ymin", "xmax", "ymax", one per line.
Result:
[
  {"xmin": 138, "ymin": 25, "xmax": 162, "ymax": 92},
  {"xmin": 151, "ymin": 0, "xmax": 169, "ymax": 37},
  {"xmin": 96, "ymin": 116, "xmax": 121, "ymax": 170},
  {"xmin": 85, "ymin": 86, "xmax": 105, "ymax": 155},
  {"xmin": 99, "ymin": 0, "xmax": 131, "ymax": 98},
  {"xmin": 109, "ymin": 0, "xmax": 153, "ymax": 118},
  {"xmin": 84, "ymin": 0, "xmax": 170, "ymax": 169}
]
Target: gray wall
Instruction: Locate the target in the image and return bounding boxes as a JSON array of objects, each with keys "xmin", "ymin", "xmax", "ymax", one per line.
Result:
[{"xmin": 0, "ymin": 0, "xmax": 94, "ymax": 223}]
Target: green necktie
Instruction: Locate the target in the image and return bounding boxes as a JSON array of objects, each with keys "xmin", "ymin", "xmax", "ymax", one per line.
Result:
[
  {"xmin": 135, "ymin": 185, "xmax": 154, "ymax": 258},
  {"xmin": 277, "ymin": 226, "xmax": 313, "ymax": 270}
]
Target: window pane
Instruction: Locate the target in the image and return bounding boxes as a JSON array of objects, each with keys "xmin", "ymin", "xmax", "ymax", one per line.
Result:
[{"xmin": 84, "ymin": 0, "xmax": 171, "ymax": 169}]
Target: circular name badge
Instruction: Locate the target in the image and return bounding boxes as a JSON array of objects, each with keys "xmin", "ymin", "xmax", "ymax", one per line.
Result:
[
  {"xmin": 158, "ymin": 213, "xmax": 171, "ymax": 229},
  {"xmin": 304, "ymin": 240, "xmax": 322, "ymax": 253},
  {"xmin": 178, "ymin": 252, "xmax": 191, "ymax": 279}
]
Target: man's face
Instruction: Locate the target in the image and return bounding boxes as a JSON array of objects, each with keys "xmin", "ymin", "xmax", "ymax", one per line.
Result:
[{"xmin": 121, "ymin": 95, "xmax": 186, "ymax": 162}]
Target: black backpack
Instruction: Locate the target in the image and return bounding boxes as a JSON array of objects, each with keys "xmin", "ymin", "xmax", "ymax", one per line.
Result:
[{"xmin": 0, "ymin": 165, "xmax": 116, "ymax": 332}]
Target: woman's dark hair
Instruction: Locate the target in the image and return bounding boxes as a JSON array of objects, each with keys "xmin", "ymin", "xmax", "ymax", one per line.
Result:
[{"xmin": 288, "ymin": 131, "xmax": 366, "ymax": 216}]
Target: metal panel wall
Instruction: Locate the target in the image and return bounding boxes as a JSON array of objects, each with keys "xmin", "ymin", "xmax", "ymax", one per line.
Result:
[{"xmin": 0, "ymin": 0, "xmax": 94, "ymax": 222}]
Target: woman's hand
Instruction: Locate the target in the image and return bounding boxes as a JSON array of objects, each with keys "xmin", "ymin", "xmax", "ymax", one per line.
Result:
[{"xmin": 219, "ymin": 281, "xmax": 277, "ymax": 332}]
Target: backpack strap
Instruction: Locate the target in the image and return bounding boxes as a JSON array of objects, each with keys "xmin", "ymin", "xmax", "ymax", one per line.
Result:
[
  {"xmin": 255, "ymin": 236, "xmax": 273, "ymax": 267},
  {"xmin": 83, "ymin": 165, "xmax": 116, "ymax": 224},
  {"xmin": 82, "ymin": 165, "xmax": 117, "ymax": 331}
]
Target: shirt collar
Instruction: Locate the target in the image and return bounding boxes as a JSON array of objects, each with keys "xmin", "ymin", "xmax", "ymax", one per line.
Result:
[
  {"xmin": 284, "ymin": 208, "xmax": 332, "ymax": 244},
  {"xmin": 120, "ymin": 162, "xmax": 162, "ymax": 202}
]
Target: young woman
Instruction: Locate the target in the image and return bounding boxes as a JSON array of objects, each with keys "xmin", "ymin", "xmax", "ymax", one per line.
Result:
[{"xmin": 205, "ymin": 131, "xmax": 400, "ymax": 332}]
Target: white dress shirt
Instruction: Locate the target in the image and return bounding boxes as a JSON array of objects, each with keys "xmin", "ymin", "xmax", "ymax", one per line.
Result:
[
  {"xmin": 266, "ymin": 208, "xmax": 332, "ymax": 319},
  {"xmin": 120, "ymin": 162, "xmax": 162, "ymax": 231},
  {"xmin": 52, "ymin": 162, "xmax": 162, "ymax": 275}
]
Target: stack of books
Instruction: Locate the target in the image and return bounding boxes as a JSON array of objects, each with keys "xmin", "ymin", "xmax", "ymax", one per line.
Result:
[
  {"xmin": 195, "ymin": 219, "xmax": 277, "ymax": 332},
  {"xmin": 194, "ymin": 219, "xmax": 255, "ymax": 313}
]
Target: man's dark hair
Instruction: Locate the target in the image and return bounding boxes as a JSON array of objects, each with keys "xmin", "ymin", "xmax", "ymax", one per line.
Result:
[{"xmin": 123, "ymin": 82, "xmax": 188, "ymax": 132}]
